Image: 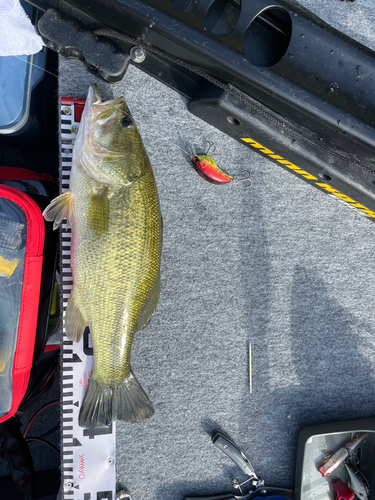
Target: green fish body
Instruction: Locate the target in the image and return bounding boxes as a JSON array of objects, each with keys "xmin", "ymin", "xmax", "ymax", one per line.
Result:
[{"xmin": 43, "ymin": 84, "xmax": 162, "ymax": 427}]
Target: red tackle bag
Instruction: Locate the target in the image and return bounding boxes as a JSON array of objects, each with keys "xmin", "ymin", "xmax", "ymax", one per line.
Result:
[{"xmin": 0, "ymin": 167, "xmax": 59, "ymax": 423}]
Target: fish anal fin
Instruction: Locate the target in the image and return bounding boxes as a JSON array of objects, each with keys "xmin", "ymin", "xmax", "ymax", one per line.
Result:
[
  {"xmin": 134, "ymin": 273, "xmax": 160, "ymax": 334},
  {"xmin": 65, "ymin": 289, "xmax": 86, "ymax": 342},
  {"xmin": 43, "ymin": 191, "xmax": 74, "ymax": 229}
]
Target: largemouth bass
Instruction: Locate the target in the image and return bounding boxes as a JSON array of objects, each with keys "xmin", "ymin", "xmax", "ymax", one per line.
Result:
[{"xmin": 43, "ymin": 84, "xmax": 162, "ymax": 428}]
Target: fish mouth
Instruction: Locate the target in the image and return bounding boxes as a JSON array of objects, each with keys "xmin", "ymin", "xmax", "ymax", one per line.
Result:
[
  {"xmin": 92, "ymin": 97, "xmax": 126, "ymax": 122},
  {"xmin": 86, "ymin": 84, "xmax": 129, "ymax": 124},
  {"xmin": 89, "ymin": 83, "xmax": 128, "ymax": 127},
  {"xmin": 87, "ymin": 83, "xmax": 102, "ymax": 108},
  {"xmin": 78, "ymin": 84, "xmax": 102, "ymax": 141}
]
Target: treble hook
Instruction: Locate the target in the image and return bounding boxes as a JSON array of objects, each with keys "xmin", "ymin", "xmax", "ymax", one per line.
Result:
[
  {"xmin": 233, "ymin": 170, "xmax": 252, "ymax": 188},
  {"xmin": 352, "ymin": 453, "xmax": 360, "ymax": 466},
  {"xmin": 204, "ymin": 141, "xmax": 217, "ymax": 156}
]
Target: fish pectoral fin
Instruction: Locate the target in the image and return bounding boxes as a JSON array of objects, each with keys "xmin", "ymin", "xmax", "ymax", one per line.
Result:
[
  {"xmin": 134, "ymin": 273, "xmax": 161, "ymax": 333},
  {"xmin": 42, "ymin": 191, "xmax": 75, "ymax": 230},
  {"xmin": 65, "ymin": 289, "xmax": 87, "ymax": 342}
]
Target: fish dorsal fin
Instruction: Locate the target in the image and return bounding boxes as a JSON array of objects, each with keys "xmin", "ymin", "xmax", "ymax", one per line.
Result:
[{"xmin": 43, "ymin": 191, "xmax": 75, "ymax": 230}]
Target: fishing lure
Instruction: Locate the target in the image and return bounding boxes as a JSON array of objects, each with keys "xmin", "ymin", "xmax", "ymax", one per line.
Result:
[
  {"xmin": 344, "ymin": 463, "xmax": 369, "ymax": 500},
  {"xmin": 189, "ymin": 141, "xmax": 232, "ymax": 184},
  {"xmin": 190, "ymin": 142, "xmax": 251, "ymax": 186},
  {"xmin": 319, "ymin": 433, "xmax": 367, "ymax": 477},
  {"xmin": 192, "ymin": 154, "xmax": 233, "ymax": 184}
]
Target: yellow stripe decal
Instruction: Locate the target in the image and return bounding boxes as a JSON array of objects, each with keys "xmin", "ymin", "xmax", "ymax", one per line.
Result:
[
  {"xmin": 315, "ymin": 183, "xmax": 355, "ymax": 203},
  {"xmin": 241, "ymin": 137, "xmax": 375, "ymax": 219},
  {"xmin": 298, "ymin": 171, "xmax": 319, "ymax": 180}
]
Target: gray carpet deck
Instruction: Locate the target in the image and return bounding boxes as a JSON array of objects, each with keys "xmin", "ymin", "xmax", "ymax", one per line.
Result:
[{"xmin": 59, "ymin": 1, "xmax": 375, "ymax": 498}]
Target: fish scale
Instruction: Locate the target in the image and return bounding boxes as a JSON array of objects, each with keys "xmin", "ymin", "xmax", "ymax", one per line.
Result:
[{"xmin": 73, "ymin": 159, "xmax": 162, "ymax": 388}]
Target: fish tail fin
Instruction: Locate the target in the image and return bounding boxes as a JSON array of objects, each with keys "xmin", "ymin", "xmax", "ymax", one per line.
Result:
[
  {"xmin": 78, "ymin": 372, "xmax": 154, "ymax": 428},
  {"xmin": 113, "ymin": 372, "xmax": 154, "ymax": 423},
  {"xmin": 79, "ymin": 378, "xmax": 112, "ymax": 428},
  {"xmin": 42, "ymin": 191, "xmax": 74, "ymax": 230}
]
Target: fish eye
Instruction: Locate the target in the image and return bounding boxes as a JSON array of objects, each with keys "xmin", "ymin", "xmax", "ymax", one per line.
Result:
[{"xmin": 122, "ymin": 117, "xmax": 133, "ymax": 128}]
